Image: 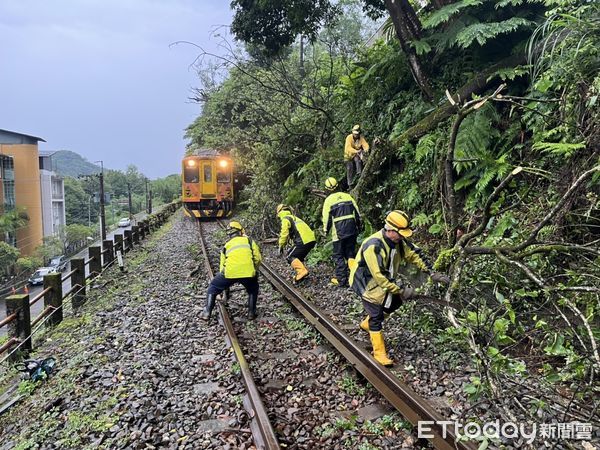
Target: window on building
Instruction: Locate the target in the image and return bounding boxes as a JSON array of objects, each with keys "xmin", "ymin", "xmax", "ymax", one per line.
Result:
[{"xmin": 52, "ymin": 178, "xmax": 63, "ymax": 199}]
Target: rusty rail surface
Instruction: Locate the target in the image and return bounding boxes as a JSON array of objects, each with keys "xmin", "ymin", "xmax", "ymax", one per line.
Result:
[
  {"xmin": 198, "ymin": 221, "xmax": 281, "ymax": 450},
  {"xmin": 0, "ymin": 313, "xmax": 17, "ymax": 329},
  {"xmin": 62, "ymin": 268, "xmax": 77, "ymax": 283},
  {"xmin": 31, "ymin": 306, "xmax": 54, "ymax": 328},
  {"xmin": 0, "ymin": 337, "xmax": 19, "ymax": 355},
  {"xmin": 29, "ymin": 287, "xmax": 51, "ymax": 307},
  {"xmin": 259, "ymin": 262, "xmax": 476, "ymax": 450}
]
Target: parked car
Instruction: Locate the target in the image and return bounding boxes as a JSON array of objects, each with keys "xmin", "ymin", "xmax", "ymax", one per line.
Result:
[
  {"xmin": 49, "ymin": 255, "xmax": 68, "ymax": 272},
  {"xmin": 118, "ymin": 217, "xmax": 131, "ymax": 227},
  {"xmin": 28, "ymin": 267, "xmax": 58, "ymax": 286}
]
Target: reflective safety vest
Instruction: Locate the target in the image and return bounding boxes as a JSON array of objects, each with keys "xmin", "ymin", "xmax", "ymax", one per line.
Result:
[
  {"xmin": 278, "ymin": 210, "xmax": 316, "ymax": 248},
  {"xmin": 350, "ymin": 230, "xmax": 432, "ymax": 305},
  {"xmin": 219, "ymin": 235, "xmax": 262, "ymax": 279},
  {"xmin": 322, "ymin": 191, "xmax": 361, "ymax": 242}
]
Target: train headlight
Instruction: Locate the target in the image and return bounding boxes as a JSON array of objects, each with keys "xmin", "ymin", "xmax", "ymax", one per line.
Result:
[
  {"xmin": 218, "ymin": 160, "xmax": 228, "ymax": 168},
  {"xmin": 187, "ymin": 160, "xmax": 196, "ymax": 167}
]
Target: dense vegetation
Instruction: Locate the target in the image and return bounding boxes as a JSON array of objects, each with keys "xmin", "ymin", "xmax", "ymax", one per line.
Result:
[{"xmin": 187, "ymin": 0, "xmax": 599, "ymax": 425}]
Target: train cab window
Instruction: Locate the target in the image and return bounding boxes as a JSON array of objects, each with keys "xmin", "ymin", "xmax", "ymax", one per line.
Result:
[
  {"xmin": 217, "ymin": 170, "xmax": 231, "ymax": 183},
  {"xmin": 184, "ymin": 165, "xmax": 199, "ymax": 183},
  {"xmin": 203, "ymin": 165, "xmax": 212, "ymax": 182}
]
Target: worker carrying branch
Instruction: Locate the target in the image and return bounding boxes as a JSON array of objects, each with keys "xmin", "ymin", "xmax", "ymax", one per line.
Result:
[
  {"xmin": 276, "ymin": 204, "xmax": 316, "ymax": 283},
  {"xmin": 201, "ymin": 221, "xmax": 262, "ymax": 321},
  {"xmin": 350, "ymin": 210, "xmax": 450, "ymax": 366},
  {"xmin": 322, "ymin": 177, "xmax": 361, "ymax": 287},
  {"xmin": 344, "ymin": 124, "xmax": 369, "ymax": 187}
]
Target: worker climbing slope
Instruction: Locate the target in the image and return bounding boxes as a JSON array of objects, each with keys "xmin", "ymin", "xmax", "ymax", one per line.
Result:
[{"xmin": 344, "ymin": 124, "xmax": 369, "ymax": 187}]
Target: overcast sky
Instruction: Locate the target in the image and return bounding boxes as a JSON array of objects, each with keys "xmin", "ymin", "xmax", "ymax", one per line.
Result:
[{"xmin": 0, "ymin": 0, "xmax": 233, "ymax": 178}]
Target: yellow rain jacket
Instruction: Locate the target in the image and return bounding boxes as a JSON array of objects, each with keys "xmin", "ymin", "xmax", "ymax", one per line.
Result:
[
  {"xmin": 278, "ymin": 210, "xmax": 316, "ymax": 247},
  {"xmin": 344, "ymin": 134, "xmax": 369, "ymax": 161},
  {"xmin": 350, "ymin": 230, "xmax": 432, "ymax": 305},
  {"xmin": 220, "ymin": 235, "xmax": 262, "ymax": 279},
  {"xmin": 322, "ymin": 192, "xmax": 361, "ymax": 242}
]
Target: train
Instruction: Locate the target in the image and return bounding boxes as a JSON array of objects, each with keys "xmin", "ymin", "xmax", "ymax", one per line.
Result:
[{"xmin": 182, "ymin": 152, "xmax": 234, "ymax": 218}]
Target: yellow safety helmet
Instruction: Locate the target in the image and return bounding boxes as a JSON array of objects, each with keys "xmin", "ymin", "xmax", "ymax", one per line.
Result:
[
  {"xmin": 352, "ymin": 124, "xmax": 361, "ymax": 134},
  {"xmin": 325, "ymin": 177, "xmax": 338, "ymax": 191},
  {"xmin": 276, "ymin": 204, "xmax": 289, "ymax": 215},
  {"xmin": 384, "ymin": 210, "xmax": 413, "ymax": 237},
  {"xmin": 227, "ymin": 221, "xmax": 244, "ymax": 236}
]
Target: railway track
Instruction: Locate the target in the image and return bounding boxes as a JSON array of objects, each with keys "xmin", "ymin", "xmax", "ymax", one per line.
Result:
[
  {"xmin": 198, "ymin": 219, "xmax": 476, "ymax": 449},
  {"xmin": 196, "ymin": 220, "xmax": 281, "ymax": 450}
]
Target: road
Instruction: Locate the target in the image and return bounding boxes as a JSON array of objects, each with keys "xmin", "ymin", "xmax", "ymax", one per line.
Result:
[{"xmin": 0, "ymin": 212, "xmax": 151, "ymax": 337}]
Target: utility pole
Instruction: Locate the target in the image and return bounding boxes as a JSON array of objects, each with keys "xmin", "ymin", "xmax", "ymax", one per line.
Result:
[
  {"xmin": 95, "ymin": 161, "xmax": 106, "ymax": 241},
  {"xmin": 148, "ymin": 184, "xmax": 152, "ymax": 214},
  {"xmin": 127, "ymin": 183, "xmax": 133, "ymax": 219},
  {"xmin": 145, "ymin": 178, "xmax": 149, "ymax": 214}
]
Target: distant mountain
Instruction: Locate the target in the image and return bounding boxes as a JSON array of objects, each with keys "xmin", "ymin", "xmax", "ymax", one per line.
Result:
[{"xmin": 51, "ymin": 150, "xmax": 101, "ymax": 177}]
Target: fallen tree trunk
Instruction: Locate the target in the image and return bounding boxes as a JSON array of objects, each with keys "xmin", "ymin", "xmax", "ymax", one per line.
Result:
[{"xmin": 351, "ymin": 52, "xmax": 526, "ymax": 200}]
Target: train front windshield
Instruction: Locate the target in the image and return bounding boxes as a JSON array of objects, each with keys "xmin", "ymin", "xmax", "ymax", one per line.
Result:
[{"xmin": 184, "ymin": 164, "xmax": 199, "ymax": 183}]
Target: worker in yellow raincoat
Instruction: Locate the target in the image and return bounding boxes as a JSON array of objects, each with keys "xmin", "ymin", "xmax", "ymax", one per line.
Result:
[
  {"xmin": 350, "ymin": 210, "xmax": 449, "ymax": 366},
  {"xmin": 344, "ymin": 124, "xmax": 369, "ymax": 187},
  {"xmin": 276, "ymin": 204, "xmax": 316, "ymax": 283},
  {"xmin": 201, "ymin": 221, "xmax": 262, "ymax": 321}
]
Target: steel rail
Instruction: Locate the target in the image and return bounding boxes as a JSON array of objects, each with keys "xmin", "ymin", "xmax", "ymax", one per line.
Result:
[
  {"xmin": 259, "ymin": 262, "xmax": 477, "ymax": 450},
  {"xmin": 198, "ymin": 221, "xmax": 281, "ymax": 450}
]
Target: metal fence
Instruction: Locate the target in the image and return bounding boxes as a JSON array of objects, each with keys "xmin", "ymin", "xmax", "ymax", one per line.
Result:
[{"xmin": 0, "ymin": 202, "xmax": 180, "ymax": 363}]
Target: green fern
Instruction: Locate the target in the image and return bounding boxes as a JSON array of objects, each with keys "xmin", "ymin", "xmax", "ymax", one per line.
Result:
[
  {"xmin": 412, "ymin": 212, "xmax": 433, "ymax": 227},
  {"xmin": 531, "ymin": 141, "xmax": 586, "ymax": 158},
  {"xmin": 422, "ymin": 0, "xmax": 483, "ymax": 30},
  {"xmin": 455, "ymin": 17, "xmax": 535, "ymax": 48},
  {"xmin": 415, "ymin": 134, "xmax": 438, "ymax": 163},
  {"xmin": 454, "ymin": 103, "xmax": 500, "ymax": 175}
]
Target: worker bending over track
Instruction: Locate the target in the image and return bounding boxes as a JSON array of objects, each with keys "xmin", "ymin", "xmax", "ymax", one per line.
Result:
[
  {"xmin": 350, "ymin": 210, "xmax": 449, "ymax": 366},
  {"xmin": 276, "ymin": 204, "xmax": 316, "ymax": 283},
  {"xmin": 201, "ymin": 221, "xmax": 262, "ymax": 321},
  {"xmin": 322, "ymin": 177, "xmax": 361, "ymax": 287}
]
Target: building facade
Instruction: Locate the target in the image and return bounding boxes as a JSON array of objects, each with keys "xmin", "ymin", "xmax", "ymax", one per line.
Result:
[
  {"xmin": 39, "ymin": 152, "xmax": 66, "ymax": 237},
  {"xmin": 0, "ymin": 129, "xmax": 45, "ymax": 256},
  {"xmin": 0, "ymin": 154, "xmax": 16, "ymax": 246}
]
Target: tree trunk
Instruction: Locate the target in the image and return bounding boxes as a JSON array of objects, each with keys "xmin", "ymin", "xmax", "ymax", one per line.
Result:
[
  {"xmin": 352, "ymin": 52, "xmax": 526, "ymax": 201},
  {"xmin": 399, "ymin": 0, "xmax": 423, "ymax": 38},
  {"xmin": 384, "ymin": 0, "xmax": 433, "ymax": 100}
]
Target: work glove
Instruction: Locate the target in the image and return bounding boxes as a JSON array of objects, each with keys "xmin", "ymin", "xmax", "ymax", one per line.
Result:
[
  {"xmin": 397, "ymin": 284, "xmax": 415, "ymax": 301},
  {"xmin": 278, "ymin": 246, "xmax": 284, "ymax": 256},
  {"xmin": 430, "ymin": 272, "xmax": 450, "ymax": 285}
]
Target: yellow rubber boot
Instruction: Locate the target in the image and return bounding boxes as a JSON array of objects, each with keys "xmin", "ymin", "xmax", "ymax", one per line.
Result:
[
  {"xmin": 369, "ymin": 331, "xmax": 394, "ymax": 367},
  {"xmin": 348, "ymin": 258, "xmax": 357, "ymax": 271},
  {"xmin": 290, "ymin": 258, "xmax": 309, "ymax": 283},
  {"xmin": 360, "ymin": 316, "xmax": 370, "ymax": 332}
]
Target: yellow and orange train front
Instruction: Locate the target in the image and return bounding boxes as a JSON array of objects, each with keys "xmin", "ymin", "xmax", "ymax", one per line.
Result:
[{"xmin": 182, "ymin": 155, "xmax": 234, "ymax": 218}]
